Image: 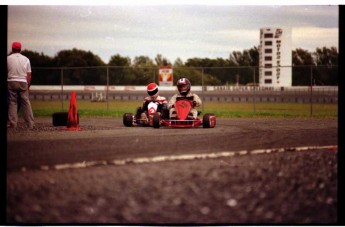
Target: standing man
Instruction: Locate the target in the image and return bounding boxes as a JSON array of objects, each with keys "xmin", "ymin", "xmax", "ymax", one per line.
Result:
[{"xmin": 7, "ymin": 41, "xmax": 35, "ymax": 129}]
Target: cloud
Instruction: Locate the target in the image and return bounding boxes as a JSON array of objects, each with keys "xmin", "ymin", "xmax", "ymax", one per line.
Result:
[
  {"xmin": 8, "ymin": 5, "xmax": 339, "ymax": 63},
  {"xmin": 292, "ymin": 27, "xmax": 338, "ymax": 50}
]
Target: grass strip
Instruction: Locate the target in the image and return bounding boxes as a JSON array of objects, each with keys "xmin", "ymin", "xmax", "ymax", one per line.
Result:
[{"xmin": 30, "ymin": 100, "xmax": 338, "ymax": 118}]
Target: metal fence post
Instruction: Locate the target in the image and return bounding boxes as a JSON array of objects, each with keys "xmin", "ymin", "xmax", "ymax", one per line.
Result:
[
  {"xmin": 106, "ymin": 66, "xmax": 109, "ymax": 110},
  {"xmin": 310, "ymin": 66, "xmax": 313, "ymax": 116},
  {"xmin": 201, "ymin": 67, "xmax": 204, "ymax": 112},
  {"xmin": 253, "ymin": 66, "xmax": 256, "ymax": 113},
  {"xmin": 60, "ymin": 68, "xmax": 64, "ymax": 110}
]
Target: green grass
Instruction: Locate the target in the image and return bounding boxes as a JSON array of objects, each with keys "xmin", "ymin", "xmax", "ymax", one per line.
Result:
[
  {"xmin": 30, "ymin": 100, "xmax": 338, "ymax": 118},
  {"xmin": 205, "ymin": 102, "xmax": 338, "ymax": 118}
]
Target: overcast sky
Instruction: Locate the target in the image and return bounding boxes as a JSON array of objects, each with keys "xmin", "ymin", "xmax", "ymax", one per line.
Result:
[{"xmin": 7, "ymin": 4, "xmax": 338, "ymax": 64}]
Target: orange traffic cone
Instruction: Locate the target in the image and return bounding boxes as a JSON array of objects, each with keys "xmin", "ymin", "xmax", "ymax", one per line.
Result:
[{"xmin": 66, "ymin": 91, "xmax": 81, "ymax": 131}]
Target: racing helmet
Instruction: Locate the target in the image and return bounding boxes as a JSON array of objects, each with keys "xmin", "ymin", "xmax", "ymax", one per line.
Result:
[
  {"xmin": 147, "ymin": 82, "xmax": 159, "ymax": 97},
  {"xmin": 177, "ymin": 78, "xmax": 191, "ymax": 96}
]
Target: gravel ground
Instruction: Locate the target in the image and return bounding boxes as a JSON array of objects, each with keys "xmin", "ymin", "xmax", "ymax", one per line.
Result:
[
  {"xmin": 6, "ymin": 117, "xmax": 338, "ymax": 224},
  {"xmin": 7, "ymin": 149, "xmax": 337, "ymax": 224}
]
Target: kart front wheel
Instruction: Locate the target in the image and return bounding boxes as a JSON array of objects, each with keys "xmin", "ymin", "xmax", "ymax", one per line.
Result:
[
  {"xmin": 203, "ymin": 113, "xmax": 216, "ymax": 128},
  {"xmin": 123, "ymin": 113, "xmax": 134, "ymax": 127},
  {"xmin": 153, "ymin": 113, "xmax": 161, "ymax": 128}
]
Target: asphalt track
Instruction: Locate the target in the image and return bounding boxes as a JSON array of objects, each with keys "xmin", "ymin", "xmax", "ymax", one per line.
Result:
[{"xmin": 6, "ymin": 117, "xmax": 338, "ymax": 224}]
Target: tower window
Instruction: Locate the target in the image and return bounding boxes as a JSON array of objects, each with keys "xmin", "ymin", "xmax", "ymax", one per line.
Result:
[{"xmin": 264, "ymin": 33, "xmax": 273, "ymax": 38}]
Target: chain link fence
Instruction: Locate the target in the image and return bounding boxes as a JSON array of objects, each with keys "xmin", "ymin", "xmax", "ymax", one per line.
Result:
[
  {"xmin": 31, "ymin": 65, "xmax": 338, "ymax": 86},
  {"xmin": 30, "ymin": 65, "xmax": 338, "ymax": 116}
]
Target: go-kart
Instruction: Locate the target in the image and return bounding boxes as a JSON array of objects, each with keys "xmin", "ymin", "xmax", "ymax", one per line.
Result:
[
  {"xmin": 154, "ymin": 97, "xmax": 216, "ymax": 128},
  {"xmin": 123, "ymin": 101, "xmax": 167, "ymax": 127}
]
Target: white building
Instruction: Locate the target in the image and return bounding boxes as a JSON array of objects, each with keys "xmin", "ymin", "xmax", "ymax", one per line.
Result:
[{"xmin": 258, "ymin": 27, "xmax": 292, "ymax": 87}]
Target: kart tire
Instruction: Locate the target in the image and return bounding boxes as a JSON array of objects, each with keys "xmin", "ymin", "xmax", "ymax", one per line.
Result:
[
  {"xmin": 52, "ymin": 112, "xmax": 79, "ymax": 126},
  {"xmin": 123, "ymin": 113, "xmax": 134, "ymax": 127},
  {"xmin": 203, "ymin": 113, "xmax": 216, "ymax": 128},
  {"xmin": 153, "ymin": 113, "xmax": 160, "ymax": 128}
]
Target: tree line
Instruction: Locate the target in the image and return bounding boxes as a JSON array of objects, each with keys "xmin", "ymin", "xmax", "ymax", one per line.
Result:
[{"xmin": 19, "ymin": 46, "xmax": 338, "ymax": 86}]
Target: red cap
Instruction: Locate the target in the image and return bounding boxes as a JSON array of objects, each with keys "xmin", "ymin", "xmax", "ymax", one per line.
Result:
[{"xmin": 12, "ymin": 42, "xmax": 22, "ymax": 50}]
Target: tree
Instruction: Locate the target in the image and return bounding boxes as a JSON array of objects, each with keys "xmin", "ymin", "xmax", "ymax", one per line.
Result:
[
  {"xmin": 20, "ymin": 45, "xmax": 338, "ymax": 86},
  {"xmin": 248, "ymin": 46, "xmax": 259, "ymax": 66},
  {"xmin": 21, "ymin": 50, "xmax": 53, "ymax": 67},
  {"xmin": 133, "ymin": 56, "xmax": 155, "ymax": 67},
  {"xmin": 292, "ymin": 48, "xmax": 314, "ymax": 85},
  {"xmin": 292, "ymin": 48, "xmax": 314, "ymax": 66},
  {"xmin": 173, "ymin": 58, "xmax": 184, "ymax": 67},
  {"xmin": 108, "ymin": 54, "xmax": 131, "ymax": 66},
  {"xmin": 230, "ymin": 51, "xmax": 250, "ymax": 66},
  {"xmin": 52, "ymin": 48, "xmax": 106, "ymax": 85},
  {"xmin": 53, "ymin": 48, "xmax": 105, "ymax": 67},
  {"xmin": 108, "ymin": 54, "xmax": 132, "ymax": 85},
  {"xmin": 132, "ymin": 56, "xmax": 156, "ymax": 85},
  {"xmin": 228, "ymin": 48, "xmax": 259, "ymax": 85},
  {"xmin": 313, "ymin": 47, "xmax": 338, "ymax": 85},
  {"xmin": 314, "ymin": 47, "xmax": 338, "ymax": 66},
  {"xmin": 20, "ymin": 50, "xmax": 57, "ymax": 85},
  {"xmin": 154, "ymin": 54, "xmax": 171, "ymax": 66},
  {"xmin": 229, "ymin": 47, "xmax": 258, "ymax": 66},
  {"xmin": 174, "ymin": 57, "xmax": 222, "ymax": 85},
  {"xmin": 292, "ymin": 47, "xmax": 338, "ymax": 85}
]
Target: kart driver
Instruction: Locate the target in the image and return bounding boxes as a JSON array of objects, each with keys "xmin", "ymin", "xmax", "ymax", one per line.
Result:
[
  {"xmin": 168, "ymin": 78, "xmax": 202, "ymax": 119},
  {"xmin": 137, "ymin": 82, "xmax": 168, "ymax": 124}
]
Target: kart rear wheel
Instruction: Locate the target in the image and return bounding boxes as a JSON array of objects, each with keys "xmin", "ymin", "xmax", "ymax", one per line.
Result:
[
  {"xmin": 203, "ymin": 113, "xmax": 216, "ymax": 128},
  {"xmin": 153, "ymin": 113, "xmax": 160, "ymax": 128},
  {"xmin": 123, "ymin": 113, "xmax": 134, "ymax": 127}
]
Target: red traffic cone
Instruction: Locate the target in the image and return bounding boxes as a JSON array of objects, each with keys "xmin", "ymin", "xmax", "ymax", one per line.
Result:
[
  {"xmin": 327, "ymin": 146, "xmax": 338, "ymax": 152},
  {"xmin": 66, "ymin": 91, "xmax": 80, "ymax": 130}
]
